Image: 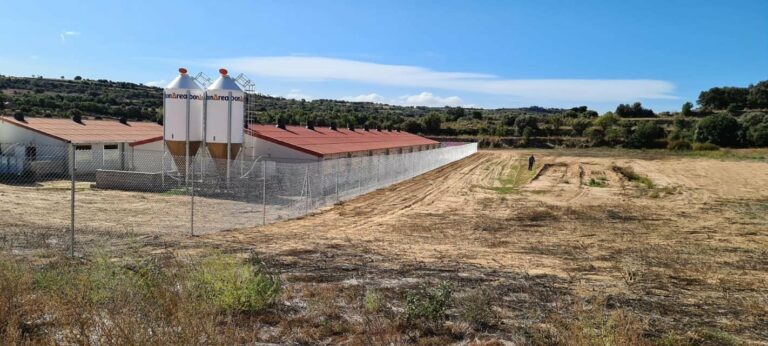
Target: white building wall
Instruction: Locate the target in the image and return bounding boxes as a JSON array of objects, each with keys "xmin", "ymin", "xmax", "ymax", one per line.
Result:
[
  {"xmin": 242, "ymin": 135, "xmax": 320, "ymax": 163},
  {"xmin": 0, "ymin": 120, "xmax": 68, "ymax": 158},
  {"xmin": 128, "ymin": 140, "xmax": 165, "ymax": 173}
]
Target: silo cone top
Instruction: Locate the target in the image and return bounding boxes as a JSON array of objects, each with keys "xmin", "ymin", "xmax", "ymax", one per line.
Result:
[
  {"xmin": 165, "ymin": 67, "xmax": 203, "ymax": 90},
  {"xmin": 207, "ymin": 68, "xmax": 243, "ymax": 92}
]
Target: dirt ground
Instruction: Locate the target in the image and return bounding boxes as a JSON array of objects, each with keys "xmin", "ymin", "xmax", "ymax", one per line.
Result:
[
  {"xmin": 186, "ymin": 149, "xmax": 767, "ymax": 343},
  {"xmin": 2, "ymin": 149, "xmax": 767, "ymax": 343}
]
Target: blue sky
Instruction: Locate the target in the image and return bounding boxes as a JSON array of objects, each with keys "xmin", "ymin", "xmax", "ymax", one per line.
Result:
[{"xmin": 1, "ymin": 0, "xmax": 766, "ymax": 112}]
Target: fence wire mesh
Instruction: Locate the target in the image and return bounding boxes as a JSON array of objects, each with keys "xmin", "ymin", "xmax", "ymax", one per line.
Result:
[{"xmin": 0, "ymin": 141, "xmax": 476, "ymax": 254}]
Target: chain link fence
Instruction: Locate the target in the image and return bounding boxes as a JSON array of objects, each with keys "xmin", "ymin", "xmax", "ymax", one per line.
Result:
[{"xmin": 0, "ymin": 141, "xmax": 476, "ymax": 255}]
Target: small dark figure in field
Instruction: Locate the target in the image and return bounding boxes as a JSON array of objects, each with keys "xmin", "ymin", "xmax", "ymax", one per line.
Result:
[{"xmin": 528, "ymin": 155, "xmax": 535, "ymax": 171}]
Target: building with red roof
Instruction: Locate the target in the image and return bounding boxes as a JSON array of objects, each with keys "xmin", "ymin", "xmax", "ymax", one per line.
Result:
[
  {"xmin": 243, "ymin": 124, "xmax": 440, "ymax": 162},
  {"xmin": 0, "ymin": 115, "xmax": 163, "ymax": 175}
]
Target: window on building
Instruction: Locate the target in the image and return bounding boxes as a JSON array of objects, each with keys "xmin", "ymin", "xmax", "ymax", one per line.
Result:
[
  {"xmin": 103, "ymin": 144, "xmax": 119, "ymax": 162},
  {"xmin": 74, "ymin": 145, "xmax": 93, "ymax": 165}
]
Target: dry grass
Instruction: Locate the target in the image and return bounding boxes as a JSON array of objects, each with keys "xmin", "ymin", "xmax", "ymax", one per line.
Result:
[{"xmin": 2, "ymin": 148, "xmax": 768, "ymax": 344}]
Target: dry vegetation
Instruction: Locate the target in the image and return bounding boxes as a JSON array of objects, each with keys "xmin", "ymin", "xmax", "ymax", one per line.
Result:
[{"xmin": 1, "ymin": 149, "xmax": 768, "ymax": 345}]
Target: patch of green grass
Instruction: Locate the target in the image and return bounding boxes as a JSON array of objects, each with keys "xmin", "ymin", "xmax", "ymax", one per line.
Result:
[
  {"xmin": 612, "ymin": 165, "xmax": 655, "ymax": 189},
  {"xmin": 163, "ymin": 188, "xmax": 187, "ymax": 196},
  {"xmin": 588, "ymin": 177, "xmax": 607, "ymax": 187},
  {"xmin": 187, "ymin": 254, "xmax": 282, "ymax": 313},
  {"xmin": 476, "ymin": 161, "xmax": 538, "ymax": 194},
  {"xmin": 403, "ymin": 282, "xmax": 452, "ymax": 330},
  {"xmin": 363, "ymin": 289, "xmax": 383, "ymax": 314}
]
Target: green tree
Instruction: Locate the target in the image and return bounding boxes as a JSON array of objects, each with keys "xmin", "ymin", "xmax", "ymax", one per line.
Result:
[
  {"xmin": 747, "ymin": 81, "xmax": 768, "ymax": 109},
  {"xmin": 422, "ymin": 112, "xmax": 442, "ymax": 134},
  {"xmin": 627, "ymin": 121, "xmax": 665, "ymax": 148},
  {"xmin": 681, "ymin": 102, "xmax": 694, "ymax": 117},
  {"xmin": 446, "ymin": 107, "xmax": 466, "ymax": 121},
  {"xmin": 694, "ymin": 114, "xmax": 741, "ymax": 147},
  {"xmin": 698, "ymin": 86, "xmax": 749, "ymax": 110},
  {"xmin": 570, "ymin": 118, "xmax": 592, "ymax": 136},
  {"xmin": 402, "ymin": 119, "xmax": 424, "ymax": 134},
  {"xmin": 748, "ymin": 123, "xmax": 768, "ymax": 147},
  {"xmin": 584, "ymin": 126, "xmax": 605, "ymax": 145},
  {"xmin": 594, "ymin": 112, "xmax": 620, "ymax": 129},
  {"xmin": 615, "ymin": 102, "xmax": 655, "ymax": 118},
  {"xmin": 514, "ymin": 115, "xmax": 539, "ymax": 135}
]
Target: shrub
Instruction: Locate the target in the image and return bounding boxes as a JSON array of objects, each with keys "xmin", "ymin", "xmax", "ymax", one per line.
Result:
[
  {"xmin": 584, "ymin": 126, "xmax": 605, "ymax": 145},
  {"xmin": 515, "ymin": 115, "xmax": 539, "ymax": 134},
  {"xmin": 626, "ymin": 121, "xmax": 665, "ymax": 148},
  {"xmin": 694, "ymin": 114, "xmax": 741, "ymax": 147},
  {"xmin": 456, "ymin": 288, "xmax": 496, "ymax": 329},
  {"xmin": 570, "ymin": 117, "xmax": 593, "ymax": 136},
  {"xmin": 403, "ymin": 283, "xmax": 452, "ymax": 329},
  {"xmin": 692, "ymin": 142, "xmax": 720, "ymax": 151},
  {"xmin": 187, "ymin": 255, "xmax": 281, "ymax": 313},
  {"xmin": 363, "ymin": 289, "xmax": 383, "ymax": 314},
  {"xmin": 667, "ymin": 140, "xmax": 692, "ymax": 151},
  {"xmin": 0, "ymin": 260, "xmax": 40, "ymax": 344},
  {"xmin": 588, "ymin": 178, "xmax": 606, "ymax": 187},
  {"xmin": 748, "ymin": 123, "xmax": 768, "ymax": 147}
]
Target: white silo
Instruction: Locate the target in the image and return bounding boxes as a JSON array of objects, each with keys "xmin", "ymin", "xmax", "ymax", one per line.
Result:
[
  {"xmin": 163, "ymin": 67, "xmax": 204, "ymax": 179},
  {"xmin": 205, "ymin": 68, "xmax": 244, "ymax": 179}
]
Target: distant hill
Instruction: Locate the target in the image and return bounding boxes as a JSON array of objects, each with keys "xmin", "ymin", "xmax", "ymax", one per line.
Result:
[
  {"xmin": 0, "ymin": 75, "xmax": 564, "ymax": 124},
  {"xmin": 2, "ymin": 74, "xmax": 766, "ymax": 148}
]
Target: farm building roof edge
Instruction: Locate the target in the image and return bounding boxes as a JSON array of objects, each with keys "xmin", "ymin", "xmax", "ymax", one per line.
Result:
[{"xmin": 0, "ymin": 116, "xmax": 163, "ymax": 145}]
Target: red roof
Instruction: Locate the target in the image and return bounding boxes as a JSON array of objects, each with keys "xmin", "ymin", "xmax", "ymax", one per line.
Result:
[
  {"xmin": 0, "ymin": 116, "xmax": 162, "ymax": 144},
  {"xmin": 246, "ymin": 124, "xmax": 439, "ymax": 157}
]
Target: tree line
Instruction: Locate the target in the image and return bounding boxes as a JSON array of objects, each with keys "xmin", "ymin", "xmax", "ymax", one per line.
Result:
[{"xmin": 1, "ymin": 75, "xmax": 766, "ymax": 149}]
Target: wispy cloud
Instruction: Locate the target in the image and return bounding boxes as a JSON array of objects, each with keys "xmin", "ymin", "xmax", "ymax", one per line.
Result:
[
  {"xmin": 396, "ymin": 92, "xmax": 462, "ymax": 107},
  {"xmin": 59, "ymin": 31, "xmax": 80, "ymax": 42},
  {"xmin": 144, "ymin": 80, "xmax": 167, "ymax": 87},
  {"xmin": 344, "ymin": 92, "xmax": 464, "ymax": 107},
  {"xmin": 285, "ymin": 89, "xmax": 312, "ymax": 100},
  {"xmin": 343, "ymin": 93, "xmax": 386, "ymax": 103},
  {"xmin": 213, "ymin": 56, "xmax": 677, "ymax": 103}
]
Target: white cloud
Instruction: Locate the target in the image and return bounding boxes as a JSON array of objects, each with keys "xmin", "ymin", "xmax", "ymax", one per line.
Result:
[
  {"xmin": 396, "ymin": 92, "xmax": 463, "ymax": 107},
  {"xmin": 60, "ymin": 31, "xmax": 80, "ymax": 42},
  {"xmin": 144, "ymin": 80, "xmax": 167, "ymax": 87},
  {"xmin": 343, "ymin": 93, "xmax": 386, "ymax": 103},
  {"xmin": 285, "ymin": 89, "xmax": 312, "ymax": 100},
  {"xmin": 211, "ymin": 56, "xmax": 678, "ymax": 103},
  {"xmin": 343, "ymin": 92, "xmax": 463, "ymax": 107}
]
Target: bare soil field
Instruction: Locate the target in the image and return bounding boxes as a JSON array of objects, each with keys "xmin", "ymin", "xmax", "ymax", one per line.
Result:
[
  {"xmin": 1, "ymin": 149, "xmax": 767, "ymax": 344},
  {"xmin": 182, "ymin": 149, "xmax": 766, "ymax": 344}
]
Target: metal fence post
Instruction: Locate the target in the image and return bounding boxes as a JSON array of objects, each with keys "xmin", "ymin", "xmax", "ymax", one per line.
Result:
[
  {"xmin": 190, "ymin": 158, "xmax": 195, "ymax": 236},
  {"xmin": 70, "ymin": 144, "xmax": 75, "ymax": 257},
  {"xmin": 262, "ymin": 160, "xmax": 267, "ymax": 226}
]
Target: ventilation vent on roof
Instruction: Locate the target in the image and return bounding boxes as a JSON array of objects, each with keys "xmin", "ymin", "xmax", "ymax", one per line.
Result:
[
  {"xmin": 306, "ymin": 120, "xmax": 315, "ymax": 130},
  {"xmin": 119, "ymin": 116, "xmax": 128, "ymax": 125},
  {"xmin": 387, "ymin": 126, "xmax": 392, "ymax": 132},
  {"xmin": 13, "ymin": 113, "xmax": 24, "ymax": 122},
  {"xmin": 396, "ymin": 128, "xmax": 401, "ymax": 132},
  {"xmin": 276, "ymin": 117, "xmax": 286, "ymax": 130},
  {"xmin": 156, "ymin": 117, "xmax": 164, "ymax": 126},
  {"xmin": 330, "ymin": 122, "xmax": 337, "ymax": 131},
  {"xmin": 72, "ymin": 114, "xmax": 83, "ymax": 124},
  {"xmin": 376, "ymin": 125, "xmax": 382, "ymax": 132},
  {"xmin": 348, "ymin": 123, "xmax": 355, "ymax": 131},
  {"xmin": 363, "ymin": 124, "xmax": 370, "ymax": 131}
]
